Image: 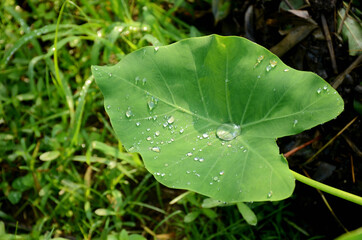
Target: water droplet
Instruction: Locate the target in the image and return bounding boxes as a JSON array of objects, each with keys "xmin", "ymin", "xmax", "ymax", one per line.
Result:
[
  {"xmin": 151, "ymin": 147, "xmax": 160, "ymax": 153},
  {"xmin": 317, "ymin": 88, "xmax": 322, "ymax": 94},
  {"xmin": 167, "ymin": 116, "xmax": 175, "ymax": 124},
  {"xmin": 136, "ymin": 122, "xmax": 141, "ymax": 127},
  {"xmin": 186, "ymin": 152, "xmax": 192, "ymax": 157},
  {"xmin": 161, "ymin": 173, "xmax": 165, "ymax": 177},
  {"xmin": 179, "ymin": 128, "xmax": 184, "ymax": 134},
  {"xmin": 227, "ymin": 144, "xmax": 232, "ymax": 148},
  {"xmin": 186, "ymin": 170, "xmax": 190, "ymax": 174},
  {"xmin": 146, "ymin": 136, "xmax": 152, "ymax": 141},
  {"xmin": 155, "ymin": 131, "xmax": 160, "ymax": 136},
  {"xmin": 284, "ymin": 68, "xmax": 289, "ymax": 72},
  {"xmin": 266, "ymin": 65, "xmax": 272, "ymax": 72},
  {"xmin": 216, "ymin": 123, "xmax": 241, "ymax": 141},
  {"xmin": 109, "ymin": 73, "xmax": 112, "ymax": 77},
  {"xmin": 148, "ymin": 101, "xmax": 156, "ymax": 111},
  {"xmin": 135, "ymin": 76, "xmax": 140, "ymax": 84},
  {"xmin": 243, "ymin": 149, "xmax": 247, "ymax": 153},
  {"xmin": 142, "ymin": 78, "xmax": 147, "ymax": 85},
  {"xmin": 254, "ymin": 55, "xmax": 264, "ymax": 68},
  {"xmin": 94, "ymin": 67, "xmax": 98, "ymax": 71},
  {"xmin": 154, "ymin": 46, "xmax": 159, "ymax": 51},
  {"xmin": 125, "ymin": 108, "xmax": 133, "ymax": 118},
  {"xmin": 199, "ymin": 158, "xmax": 204, "ymax": 162},
  {"xmin": 219, "ymin": 171, "xmax": 224, "ymax": 175},
  {"xmin": 267, "ymin": 191, "xmax": 273, "ymax": 198},
  {"xmin": 270, "ymin": 60, "xmax": 277, "ymax": 68},
  {"xmin": 323, "ymin": 85, "xmax": 328, "ymax": 91},
  {"xmin": 194, "ymin": 157, "xmax": 199, "ymax": 161},
  {"xmin": 257, "ymin": 55, "xmax": 264, "ymax": 62},
  {"xmin": 202, "ymin": 133, "xmax": 209, "ymax": 138},
  {"xmin": 106, "ymin": 105, "xmax": 111, "ymax": 109},
  {"xmin": 213, "ymin": 176, "xmax": 219, "ymax": 181},
  {"xmin": 293, "ymin": 119, "xmax": 298, "ymax": 127}
]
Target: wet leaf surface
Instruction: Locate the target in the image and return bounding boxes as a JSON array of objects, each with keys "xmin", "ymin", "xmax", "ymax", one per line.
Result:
[{"xmin": 93, "ymin": 35, "xmax": 343, "ymax": 202}]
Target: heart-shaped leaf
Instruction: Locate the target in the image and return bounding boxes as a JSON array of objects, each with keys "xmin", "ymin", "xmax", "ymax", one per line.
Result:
[{"xmin": 92, "ymin": 35, "xmax": 343, "ymax": 202}]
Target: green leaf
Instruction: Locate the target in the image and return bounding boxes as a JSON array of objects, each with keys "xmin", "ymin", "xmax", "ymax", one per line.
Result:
[
  {"xmin": 236, "ymin": 202, "xmax": 257, "ymax": 226},
  {"xmin": 336, "ymin": 227, "xmax": 362, "ymax": 240},
  {"xmin": 184, "ymin": 211, "xmax": 200, "ymax": 223},
  {"xmin": 92, "ymin": 35, "xmax": 344, "ymax": 202},
  {"xmin": 8, "ymin": 191, "xmax": 22, "ymax": 205},
  {"xmin": 338, "ymin": 8, "xmax": 362, "ymax": 56},
  {"xmin": 94, "ymin": 208, "xmax": 116, "ymax": 216},
  {"xmin": 12, "ymin": 174, "xmax": 34, "ymax": 192},
  {"xmin": 39, "ymin": 151, "xmax": 60, "ymax": 161}
]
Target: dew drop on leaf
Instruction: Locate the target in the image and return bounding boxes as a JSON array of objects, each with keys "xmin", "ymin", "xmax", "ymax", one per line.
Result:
[
  {"xmin": 151, "ymin": 147, "xmax": 160, "ymax": 153},
  {"xmin": 266, "ymin": 65, "xmax": 272, "ymax": 72},
  {"xmin": 136, "ymin": 122, "xmax": 141, "ymax": 127},
  {"xmin": 293, "ymin": 119, "xmax": 298, "ymax": 127},
  {"xmin": 125, "ymin": 108, "xmax": 133, "ymax": 118},
  {"xmin": 135, "ymin": 76, "xmax": 140, "ymax": 84},
  {"xmin": 142, "ymin": 78, "xmax": 147, "ymax": 85},
  {"xmin": 167, "ymin": 116, "xmax": 175, "ymax": 124},
  {"xmin": 267, "ymin": 191, "xmax": 273, "ymax": 198},
  {"xmin": 106, "ymin": 105, "xmax": 111, "ymax": 109},
  {"xmin": 270, "ymin": 60, "xmax": 277, "ymax": 68},
  {"xmin": 216, "ymin": 123, "xmax": 241, "ymax": 141},
  {"xmin": 154, "ymin": 46, "xmax": 159, "ymax": 51},
  {"xmin": 317, "ymin": 88, "xmax": 322, "ymax": 94}
]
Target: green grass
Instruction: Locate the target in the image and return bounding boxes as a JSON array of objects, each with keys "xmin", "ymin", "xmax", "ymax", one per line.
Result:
[{"xmin": 0, "ymin": 0, "xmax": 316, "ymax": 239}]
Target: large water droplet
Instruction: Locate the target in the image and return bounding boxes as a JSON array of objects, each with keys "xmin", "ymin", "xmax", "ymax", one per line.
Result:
[
  {"xmin": 216, "ymin": 123, "xmax": 241, "ymax": 141},
  {"xmin": 154, "ymin": 46, "xmax": 159, "ymax": 51}
]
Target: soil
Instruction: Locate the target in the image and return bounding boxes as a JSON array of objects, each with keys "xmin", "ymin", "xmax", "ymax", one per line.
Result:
[{"xmin": 176, "ymin": 0, "xmax": 362, "ymax": 238}]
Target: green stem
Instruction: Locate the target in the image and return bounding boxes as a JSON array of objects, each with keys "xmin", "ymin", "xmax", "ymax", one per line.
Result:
[{"xmin": 291, "ymin": 170, "xmax": 362, "ymax": 205}]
